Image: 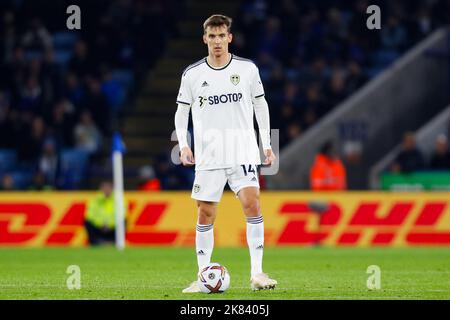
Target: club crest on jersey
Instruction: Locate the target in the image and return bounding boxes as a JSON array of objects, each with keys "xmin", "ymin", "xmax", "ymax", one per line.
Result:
[{"xmin": 230, "ymin": 74, "xmax": 240, "ymax": 85}]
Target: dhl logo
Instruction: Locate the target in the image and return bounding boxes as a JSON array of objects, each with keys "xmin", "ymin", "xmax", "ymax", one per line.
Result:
[
  {"xmin": 277, "ymin": 201, "xmax": 450, "ymax": 246},
  {"xmin": 0, "ymin": 193, "xmax": 449, "ymax": 246},
  {"xmin": 0, "ymin": 202, "xmax": 178, "ymax": 245}
]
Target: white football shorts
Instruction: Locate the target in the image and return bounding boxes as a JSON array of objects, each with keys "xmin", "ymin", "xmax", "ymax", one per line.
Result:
[{"xmin": 191, "ymin": 164, "xmax": 260, "ymax": 202}]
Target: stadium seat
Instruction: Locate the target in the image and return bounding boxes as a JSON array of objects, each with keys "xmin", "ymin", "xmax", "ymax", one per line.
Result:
[
  {"xmin": 52, "ymin": 31, "xmax": 80, "ymax": 49},
  {"xmin": 0, "ymin": 149, "xmax": 17, "ymax": 175},
  {"xmin": 54, "ymin": 50, "xmax": 73, "ymax": 67},
  {"xmin": 365, "ymin": 66, "xmax": 383, "ymax": 79},
  {"xmin": 285, "ymin": 68, "xmax": 299, "ymax": 81},
  {"xmin": 259, "ymin": 69, "xmax": 271, "ymax": 83},
  {"xmin": 102, "ymin": 79, "xmax": 126, "ymax": 110},
  {"xmin": 24, "ymin": 50, "xmax": 43, "ymax": 61},
  {"xmin": 10, "ymin": 171, "xmax": 33, "ymax": 190},
  {"xmin": 111, "ymin": 69, "xmax": 134, "ymax": 92},
  {"xmin": 371, "ymin": 49, "xmax": 400, "ymax": 68},
  {"xmin": 60, "ymin": 148, "xmax": 89, "ymax": 189}
]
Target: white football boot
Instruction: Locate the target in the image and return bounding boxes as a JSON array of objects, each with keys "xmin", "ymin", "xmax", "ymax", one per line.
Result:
[
  {"xmin": 182, "ymin": 281, "xmax": 201, "ymax": 293},
  {"xmin": 250, "ymin": 273, "xmax": 278, "ymax": 291}
]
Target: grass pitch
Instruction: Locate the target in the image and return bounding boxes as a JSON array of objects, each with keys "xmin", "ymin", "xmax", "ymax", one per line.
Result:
[{"xmin": 1, "ymin": 247, "xmax": 450, "ymax": 300}]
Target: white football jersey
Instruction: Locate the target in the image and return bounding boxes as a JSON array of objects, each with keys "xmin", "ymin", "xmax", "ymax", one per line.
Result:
[{"xmin": 176, "ymin": 54, "xmax": 266, "ymax": 171}]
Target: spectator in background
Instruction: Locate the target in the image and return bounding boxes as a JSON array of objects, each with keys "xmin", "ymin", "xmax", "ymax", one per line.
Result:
[
  {"xmin": 304, "ymin": 83, "xmax": 325, "ymax": 116},
  {"xmin": 346, "ymin": 60, "xmax": 367, "ymax": 94},
  {"xmin": 69, "ymin": 40, "xmax": 94, "ymax": 78},
  {"xmin": 286, "ymin": 122, "xmax": 302, "ymax": 143},
  {"xmin": 381, "ymin": 15, "xmax": 408, "ymax": 50},
  {"xmin": 28, "ymin": 171, "xmax": 53, "ymax": 191},
  {"xmin": 0, "ymin": 91, "xmax": 12, "ymax": 148},
  {"xmin": 49, "ymin": 99, "xmax": 75, "ymax": 148},
  {"xmin": 6, "ymin": 46, "xmax": 27, "ymax": 94},
  {"xmin": 101, "ymin": 67, "xmax": 125, "ymax": 111},
  {"xmin": 412, "ymin": 5, "xmax": 434, "ymax": 40},
  {"xmin": 1, "ymin": 108, "xmax": 21, "ymax": 149},
  {"xmin": 258, "ymin": 17, "xmax": 284, "ymax": 60},
  {"xmin": 18, "ymin": 116, "xmax": 46, "ymax": 164},
  {"xmin": 84, "ymin": 77, "xmax": 110, "ymax": 135},
  {"xmin": 391, "ymin": 132, "xmax": 425, "ymax": 173},
  {"xmin": 308, "ymin": 140, "xmax": 346, "ymax": 246},
  {"xmin": 282, "ymin": 82, "xmax": 303, "ymax": 109},
  {"xmin": 2, "ymin": 10, "xmax": 17, "ymax": 63},
  {"xmin": 41, "ymin": 49, "xmax": 63, "ymax": 105},
  {"xmin": 279, "ymin": 102, "xmax": 301, "ymax": 147},
  {"xmin": 310, "ymin": 140, "xmax": 347, "ymax": 190},
  {"xmin": 64, "ymin": 73, "xmax": 85, "ymax": 109},
  {"xmin": 430, "ymin": 134, "xmax": 450, "ymax": 169},
  {"xmin": 265, "ymin": 63, "xmax": 284, "ymax": 100},
  {"xmin": 0, "ymin": 174, "xmax": 14, "ymax": 191},
  {"xmin": 74, "ymin": 110, "xmax": 102, "ymax": 155},
  {"xmin": 84, "ymin": 181, "xmax": 126, "ymax": 246},
  {"xmin": 342, "ymin": 141, "xmax": 366, "ymax": 189},
  {"xmin": 326, "ymin": 69, "xmax": 347, "ymax": 111},
  {"xmin": 302, "ymin": 108, "xmax": 318, "ymax": 129},
  {"xmin": 38, "ymin": 139, "xmax": 60, "ymax": 187},
  {"xmin": 19, "ymin": 76, "xmax": 43, "ymax": 113},
  {"xmin": 137, "ymin": 165, "xmax": 161, "ymax": 191},
  {"xmin": 20, "ymin": 17, "xmax": 52, "ymax": 51}
]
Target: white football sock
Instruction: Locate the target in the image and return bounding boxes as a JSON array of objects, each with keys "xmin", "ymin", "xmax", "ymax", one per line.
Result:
[
  {"xmin": 246, "ymin": 215, "xmax": 264, "ymax": 277},
  {"xmin": 196, "ymin": 224, "xmax": 214, "ymax": 271}
]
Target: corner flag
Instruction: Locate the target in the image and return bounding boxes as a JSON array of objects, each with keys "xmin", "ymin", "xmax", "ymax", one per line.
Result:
[{"xmin": 112, "ymin": 132, "xmax": 126, "ymax": 250}]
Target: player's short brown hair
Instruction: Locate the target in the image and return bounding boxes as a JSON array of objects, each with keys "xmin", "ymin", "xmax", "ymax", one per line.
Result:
[{"xmin": 203, "ymin": 14, "xmax": 232, "ymax": 33}]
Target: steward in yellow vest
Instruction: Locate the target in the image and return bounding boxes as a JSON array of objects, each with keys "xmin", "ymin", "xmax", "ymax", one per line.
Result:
[{"xmin": 84, "ymin": 181, "xmax": 127, "ymax": 245}]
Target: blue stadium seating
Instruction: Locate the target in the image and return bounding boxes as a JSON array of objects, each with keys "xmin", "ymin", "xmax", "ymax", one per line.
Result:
[
  {"xmin": 10, "ymin": 170, "xmax": 33, "ymax": 189},
  {"xmin": 52, "ymin": 31, "xmax": 80, "ymax": 49},
  {"xmin": 24, "ymin": 50, "xmax": 43, "ymax": 61},
  {"xmin": 0, "ymin": 149, "xmax": 17, "ymax": 175},
  {"xmin": 54, "ymin": 50, "xmax": 73, "ymax": 67},
  {"xmin": 371, "ymin": 49, "xmax": 401, "ymax": 68},
  {"xmin": 111, "ymin": 69, "xmax": 134, "ymax": 91},
  {"xmin": 60, "ymin": 149, "xmax": 89, "ymax": 189},
  {"xmin": 365, "ymin": 66, "xmax": 384, "ymax": 79}
]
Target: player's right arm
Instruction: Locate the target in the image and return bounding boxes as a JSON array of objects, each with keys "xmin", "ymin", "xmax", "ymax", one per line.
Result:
[{"xmin": 175, "ymin": 71, "xmax": 195, "ymax": 166}]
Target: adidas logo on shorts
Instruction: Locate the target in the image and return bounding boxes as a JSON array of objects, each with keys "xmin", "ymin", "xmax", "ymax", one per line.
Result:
[
  {"xmin": 251, "ymin": 177, "xmax": 257, "ymax": 182},
  {"xmin": 197, "ymin": 250, "xmax": 205, "ymax": 255}
]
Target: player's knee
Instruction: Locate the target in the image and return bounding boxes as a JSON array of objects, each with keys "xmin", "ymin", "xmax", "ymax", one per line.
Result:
[
  {"xmin": 198, "ymin": 208, "xmax": 215, "ymax": 219},
  {"xmin": 243, "ymin": 198, "xmax": 260, "ymax": 216},
  {"xmin": 197, "ymin": 202, "xmax": 216, "ymax": 223}
]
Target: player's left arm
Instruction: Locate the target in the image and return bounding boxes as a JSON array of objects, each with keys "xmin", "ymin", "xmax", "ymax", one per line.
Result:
[{"xmin": 251, "ymin": 65, "xmax": 276, "ymax": 166}]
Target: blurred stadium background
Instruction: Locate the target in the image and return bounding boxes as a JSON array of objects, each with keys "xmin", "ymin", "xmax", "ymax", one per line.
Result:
[
  {"xmin": 1, "ymin": 0, "xmax": 449, "ymax": 192},
  {"xmin": 1, "ymin": 0, "xmax": 450, "ymax": 299}
]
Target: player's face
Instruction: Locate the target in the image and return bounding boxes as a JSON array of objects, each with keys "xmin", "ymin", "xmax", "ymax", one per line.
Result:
[{"xmin": 203, "ymin": 25, "xmax": 232, "ymax": 58}]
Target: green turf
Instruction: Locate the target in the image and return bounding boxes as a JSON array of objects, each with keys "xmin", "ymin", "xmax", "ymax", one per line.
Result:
[{"xmin": 1, "ymin": 247, "xmax": 450, "ymax": 299}]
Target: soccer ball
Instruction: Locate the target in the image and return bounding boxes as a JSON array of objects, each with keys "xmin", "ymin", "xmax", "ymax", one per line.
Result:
[{"xmin": 197, "ymin": 262, "xmax": 230, "ymax": 293}]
